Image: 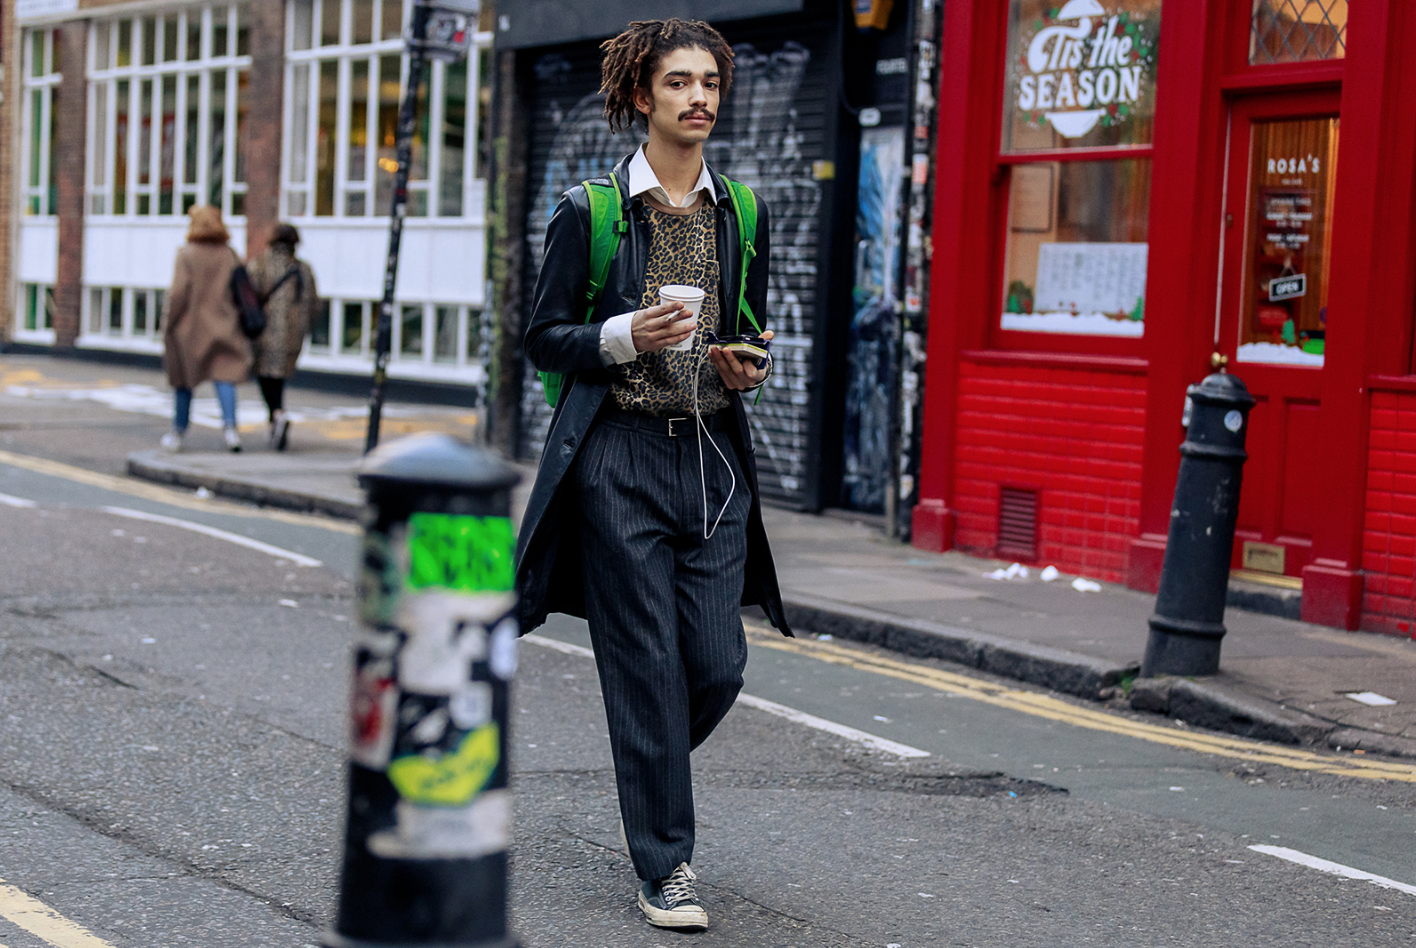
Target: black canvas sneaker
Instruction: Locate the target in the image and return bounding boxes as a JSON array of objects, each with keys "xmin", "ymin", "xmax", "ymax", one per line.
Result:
[{"xmin": 638, "ymin": 862, "xmax": 708, "ymax": 930}]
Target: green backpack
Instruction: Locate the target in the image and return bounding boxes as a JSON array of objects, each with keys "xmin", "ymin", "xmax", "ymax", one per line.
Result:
[{"xmin": 537, "ymin": 171, "xmax": 761, "ymax": 407}]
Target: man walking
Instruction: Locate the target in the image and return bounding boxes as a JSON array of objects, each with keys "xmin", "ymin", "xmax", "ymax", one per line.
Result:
[{"xmin": 515, "ymin": 17, "xmax": 791, "ymax": 932}]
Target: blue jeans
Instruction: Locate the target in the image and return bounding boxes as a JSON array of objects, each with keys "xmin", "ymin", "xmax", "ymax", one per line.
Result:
[{"xmin": 173, "ymin": 382, "xmax": 237, "ymax": 431}]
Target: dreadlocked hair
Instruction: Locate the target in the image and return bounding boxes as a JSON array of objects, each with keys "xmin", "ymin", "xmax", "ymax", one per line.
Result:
[{"xmin": 599, "ymin": 19, "xmax": 734, "ymax": 133}]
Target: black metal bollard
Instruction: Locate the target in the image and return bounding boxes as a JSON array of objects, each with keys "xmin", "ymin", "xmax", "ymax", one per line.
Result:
[
  {"xmin": 1142, "ymin": 372, "xmax": 1255, "ymax": 678},
  {"xmin": 325, "ymin": 432, "xmax": 522, "ymax": 948}
]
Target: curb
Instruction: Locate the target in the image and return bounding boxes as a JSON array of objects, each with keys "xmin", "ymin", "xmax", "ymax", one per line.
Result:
[
  {"xmin": 1128, "ymin": 676, "xmax": 1331, "ymax": 746},
  {"xmin": 126, "ymin": 452, "xmax": 365, "ymax": 521},
  {"xmin": 1326, "ymin": 727, "xmax": 1416, "ymax": 760},
  {"xmin": 781, "ymin": 595, "xmax": 1139, "ymax": 700}
]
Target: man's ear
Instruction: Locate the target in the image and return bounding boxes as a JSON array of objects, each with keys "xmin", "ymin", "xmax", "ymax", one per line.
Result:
[{"xmin": 633, "ymin": 83, "xmax": 653, "ymax": 117}]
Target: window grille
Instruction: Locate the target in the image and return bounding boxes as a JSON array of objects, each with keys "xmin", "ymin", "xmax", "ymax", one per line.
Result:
[
  {"xmin": 997, "ymin": 486, "xmax": 1040, "ymax": 562},
  {"xmin": 1250, "ymin": 0, "xmax": 1347, "ymax": 64}
]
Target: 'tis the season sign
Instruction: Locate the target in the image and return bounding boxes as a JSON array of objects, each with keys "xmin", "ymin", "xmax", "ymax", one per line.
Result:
[{"xmin": 1013, "ymin": 0, "xmax": 1159, "ymax": 140}]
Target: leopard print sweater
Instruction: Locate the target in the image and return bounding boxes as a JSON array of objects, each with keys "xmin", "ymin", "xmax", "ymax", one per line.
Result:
[{"xmin": 609, "ymin": 202, "xmax": 730, "ymax": 416}]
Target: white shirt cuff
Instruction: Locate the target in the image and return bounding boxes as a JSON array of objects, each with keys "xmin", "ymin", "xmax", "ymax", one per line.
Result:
[{"xmin": 599, "ymin": 311, "xmax": 640, "ymax": 365}]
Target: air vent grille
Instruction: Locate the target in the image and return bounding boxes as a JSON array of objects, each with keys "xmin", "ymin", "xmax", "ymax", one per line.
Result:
[{"xmin": 997, "ymin": 487, "xmax": 1039, "ymax": 561}]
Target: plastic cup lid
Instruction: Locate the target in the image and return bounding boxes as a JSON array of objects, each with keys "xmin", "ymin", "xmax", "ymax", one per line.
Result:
[{"xmin": 659, "ymin": 284, "xmax": 705, "ymax": 301}]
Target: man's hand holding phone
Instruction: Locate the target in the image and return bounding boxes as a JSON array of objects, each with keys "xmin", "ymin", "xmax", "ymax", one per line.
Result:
[{"xmin": 709, "ymin": 330, "xmax": 774, "ymax": 390}]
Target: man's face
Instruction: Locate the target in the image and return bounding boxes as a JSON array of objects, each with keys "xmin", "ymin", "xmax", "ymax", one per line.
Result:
[{"xmin": 634, "ymin": 46, "xmax": 720, "ymax": 146}]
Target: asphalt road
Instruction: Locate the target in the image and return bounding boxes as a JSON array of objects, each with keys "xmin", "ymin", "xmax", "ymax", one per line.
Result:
[{"xmin": 0, "ymin": 452, "xmax": 1414, "ymax": 947}]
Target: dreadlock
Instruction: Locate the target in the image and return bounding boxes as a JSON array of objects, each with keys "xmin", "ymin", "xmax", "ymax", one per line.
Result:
[{"xmin": 599, "ymin": 19, "xmax": 735, "ymax": 133}]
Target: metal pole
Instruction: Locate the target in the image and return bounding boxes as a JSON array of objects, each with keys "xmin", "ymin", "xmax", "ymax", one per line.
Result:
[
  {"xmin": 326, "ymin": 432, "xmax": 522, "ymax": 948},
  {"xmin": 366, "ymin": 3, "xmax": 433, "ymax": 454}
]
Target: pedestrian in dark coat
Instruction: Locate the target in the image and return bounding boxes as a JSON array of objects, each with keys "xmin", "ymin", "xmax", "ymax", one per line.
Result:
[
  {"xmin": 160, "ymin": 204, "xmax": 249, "ymax": 453},
  {"xmin": 247, "ymin": 223, "xmax": 319, "ymax": 450},
  {"xmin": 514, "ymin": 18, "xmax": 789, "ymax": 934}
]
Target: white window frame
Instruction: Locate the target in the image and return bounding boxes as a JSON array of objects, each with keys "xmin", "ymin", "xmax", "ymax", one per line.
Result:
[
  {"xmin": 22, "ymin": 27, "xmax": 62, "ymax": 217},
  {"xmin": 282, "ymin": 0, "xmax": 488, "ymax": 221},
  {"xmin": 86, "ymin": 5, "xmax": 253, "ymax": 219}
]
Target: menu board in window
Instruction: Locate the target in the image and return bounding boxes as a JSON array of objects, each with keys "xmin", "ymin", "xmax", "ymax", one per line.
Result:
[{"xmin": 1237, "ymin": 117, "xmax": 1338, "ymax": 366}]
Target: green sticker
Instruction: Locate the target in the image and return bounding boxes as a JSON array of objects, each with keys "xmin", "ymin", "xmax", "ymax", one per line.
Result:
[
  {"xmin": 406, "ymin": 513, "xmax": 514, "ymax": 593},
  {"xmin": 387, "ymin": 723, "xmax": 500, "ymax": 806}
]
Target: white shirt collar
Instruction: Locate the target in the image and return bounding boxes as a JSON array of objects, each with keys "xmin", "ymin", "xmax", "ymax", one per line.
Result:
[{"xmin": 626, "ymin": 146, "xmax": 716, "ymax": 209}]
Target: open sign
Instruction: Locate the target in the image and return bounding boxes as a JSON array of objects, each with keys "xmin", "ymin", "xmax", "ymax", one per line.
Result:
[{"xmin": 1268, "ymin": 273, "xmax": 1306, "ymax": 302}]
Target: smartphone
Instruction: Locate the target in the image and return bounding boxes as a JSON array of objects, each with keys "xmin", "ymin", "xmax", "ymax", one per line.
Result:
[{"xmin": 711, "ymin": 333, "xmax": 770, "ymax": 369}]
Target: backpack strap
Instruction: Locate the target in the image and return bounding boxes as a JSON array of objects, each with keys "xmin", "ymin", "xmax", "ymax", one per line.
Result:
[
  {"xmin": 539, "ymin": 172, "xmax": 627, "ymax": 408},
  {"xmin": 723, "ymin": 178, "xmax": 761, "ymax": 335}
]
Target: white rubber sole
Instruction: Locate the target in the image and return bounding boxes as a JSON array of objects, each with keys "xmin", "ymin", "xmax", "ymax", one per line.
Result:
[{"xmin": 637, "ymin": 891, "xmax": 707, "ymax": 931}]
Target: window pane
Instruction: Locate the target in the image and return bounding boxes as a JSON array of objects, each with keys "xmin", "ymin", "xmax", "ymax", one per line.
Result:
[
  {"xmin": 48, "ymin": 86, "xmax": 59, "ymax": 214},
  {"xmin": 95, "ymin": 22, "xmax": 112, "ymax": 70},
  {"xmin": 163, "ymin": 15, "xmax": 178, "ymax": 62},
  {"xmin": 187, "ymin": 12, "xmax": 202, "ymax": 60},
  {"xmin": 234, "ymin": 70, "xmax": 250, "ymax": 184},
  {"xmin": 400, "ymin": 303, "xmax": 424, "ymax": 357},
  {"xmin": 43, "ymin": 287, "xmax": 55, "ymax": 329},
  {"xmin": 93, "ymin": 83, "xmax": 108, "ymax": 187},
  {"xmin": 89, "ymin": 289, "xmax": 104, "ymax": 333},
  {"xmin": 292, "ymin": 0, "xmax": 314, "ymax": 51},
  {"xmin": 1001, "ymin": 158, "xmax": 1150, "ymax": 336},
  {"xmin": 30, "ymin": 30, "xmax": 44, "ymax": 78},
  {"xmin": 440, "ymin": 59, "xmax": 466, "ymax": 216},
  {"xmin": 349, "ymin": 59, "xmax": 369, "ymax": 182},
  {"xmin": 117, "ymin": 20, "xmax": 132, "ymax": 67},
  {"xmin": 1238, "ymin": 117, "xmax": 1338, "ymax": 366},
  {"xmin": 184, "ymin": 75, "xmax": 200, "ymax": 185},
  {"xmin": 141, "ymin": 17, "xmax": 156, "ymax": 66},
  {"xmin": 109, "ymin": 288, "xmax": 124, "ymax": 334},
  {"xmin": 155, "ymin": 290, "xmax": 166, "ymax": 329},
  {"xmin": 115, "ymin": 79, "xmax": 129, "ymax": 213},
  {"xmin": 310, "ymin": 299, "xmax": 332, "ymax": 350},
  {"xmin": 476, "ymin": 47, "xmax": 491, "ymax": 178},
  {"xmin": 375, "ymin": 54, "xmax": 400, "ymax": 214},
  {"xmin": 138, "ymin": 80, "xmax": 152, "ymax": 187},
  {"xmin": 1251, "ymin": 0, "xmax": 1346, "ymax": 64},
  {"xmin": 342, "ymin": 301, "xmax": 365, "ymax": 352},
  {"xmin": 434, "ymin": 306, "xmax": 458, "ymax": 363},
  {"xmin": 236, "ymin": 5, "xmax": 250, "ymax": 57},
  {"xmin": 411, "ymin": 64, "xmax": 429, "ymax": 183},
  {"xmin": 380, "ymin": 0, "xmax": 403, "ymax": 42},
  {"xmin": 209, "ymin": 70, "xmax": 226, "ymax": 207},
  {"xmin": 316, "ymin": 60, "xmax": 338, "ymax": 215},
  {"xmin": 353, "ymin": 0, "xmax": 374, "ymax": 45},
  {"xmin": 28, "ymin": 89, "xmax": 42, "ymax": 189},
  {"xmin": 134, "ymin": 290, "xmax": 148, "ymax": 333},
  {"xmin": 321, "ymin": 0, "xmax": 342, "ymax": 46},
  {"xmin": 24, "ymin": 285, "xmax": 38, "ymax": 331},
  {"xmin": 160, "ymin": 76, "xmax": 176, "ymax": 213},
  {"xmin": 290, "ymin": 64, "xmax": 310, "ymax": 184},
  {"xmin": 1003, "ymin": 0, "xmax": 1161, "ymax": 153},
  {"xmin": 50, "ymin": 27, "xmax": 61, "ymax": 74},
  {"xmin": 346, "ymin": 191, "xmax": 367, "ymax": 215},
  {"xmin": 213, "ymin": 6, "xmax": 230, "ymax": 57},
  {"xmin": 288, "ymin": 191, "xmax": 308, "ymax": 216}
]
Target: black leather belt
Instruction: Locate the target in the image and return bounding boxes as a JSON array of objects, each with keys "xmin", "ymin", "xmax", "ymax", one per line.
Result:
[{"xmin": 601, "ymin": 407, "xmax": 734, "ymax": 437}]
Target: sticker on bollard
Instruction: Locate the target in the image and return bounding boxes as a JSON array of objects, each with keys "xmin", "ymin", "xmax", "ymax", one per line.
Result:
[{"xmin": 328, "ymin": 433, "xmax": 521, "ymax": 948}]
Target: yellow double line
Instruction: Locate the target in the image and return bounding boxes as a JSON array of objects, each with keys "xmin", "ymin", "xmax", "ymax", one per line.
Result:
[{"xmin": 747, "ymin": 628, "xmax": 1416, "ymax": 783}]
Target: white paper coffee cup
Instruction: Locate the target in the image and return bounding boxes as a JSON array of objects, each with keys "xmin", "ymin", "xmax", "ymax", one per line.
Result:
[{"xmin": 658, "ymin": 285, "xmax": 705, "ymax": 351}]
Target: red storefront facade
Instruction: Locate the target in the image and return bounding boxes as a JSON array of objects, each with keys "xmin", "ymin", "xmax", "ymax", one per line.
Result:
[{"xmin": 911, "ymin": 0, "xmax": 1416, "ymax": 634}]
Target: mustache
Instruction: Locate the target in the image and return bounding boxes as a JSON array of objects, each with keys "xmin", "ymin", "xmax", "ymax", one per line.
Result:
[{"xmin": 679, "ymin": 108, "xmax": 716, "ymax": 122}]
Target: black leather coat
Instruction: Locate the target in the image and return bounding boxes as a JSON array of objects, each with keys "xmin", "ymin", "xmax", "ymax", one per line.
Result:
[{"xmin": 514, "ymin": 152, "xmax": 791, "ymax": 638}]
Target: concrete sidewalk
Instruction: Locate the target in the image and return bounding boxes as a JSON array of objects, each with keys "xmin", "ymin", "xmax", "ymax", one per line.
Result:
[{"xmin": 124, "ymin": 443, "xmax": 1416, "ymax": 760}]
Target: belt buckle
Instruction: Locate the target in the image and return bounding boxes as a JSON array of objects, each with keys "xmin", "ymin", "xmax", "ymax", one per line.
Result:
[{"xmin": 667, "ymin": 417, "xmax": 689, "ymax": 437}]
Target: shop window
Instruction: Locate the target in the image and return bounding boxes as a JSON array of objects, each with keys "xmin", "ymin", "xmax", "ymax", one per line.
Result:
[
  {"xmin": 22, "ymin": 28, "xmax": 61, "ymax": 216},
  {"xmin": 88, "ymin": 6, "xmax": 251, "ymax": 219},
  {"xmin": 1000, "ymin": 0, "xmax": 1159, "ymax": 338},
  {"xmin": 1237, "ymin": 117, "xmax": 1338, "ymax": 366},
  {"xmin": 1250, "ymin": 0, "xmax": 1347, "ymax": 65},
  {"xmin": 284, "ymin": 0, "xmax": 490, "ymax": 221}
]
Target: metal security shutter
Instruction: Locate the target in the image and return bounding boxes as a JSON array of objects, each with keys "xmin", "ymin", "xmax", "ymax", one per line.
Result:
[{"xmin": 516, "ymin": 18, "xmax": 833, "ymax": 510}]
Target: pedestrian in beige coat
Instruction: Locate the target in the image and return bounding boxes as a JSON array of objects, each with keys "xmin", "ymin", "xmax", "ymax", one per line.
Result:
[
  {"xmin": 246, "ymin": 222, "xmax": 319, "ymax": 451},
  {"xmin": 161, "ymin": 204, "xmax": 250, "ymax": 453}
]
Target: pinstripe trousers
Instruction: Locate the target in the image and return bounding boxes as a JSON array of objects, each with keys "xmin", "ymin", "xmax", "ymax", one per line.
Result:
[{"xmin": 574, "ymin": 411, "xmax": 750, "ymax": 882}]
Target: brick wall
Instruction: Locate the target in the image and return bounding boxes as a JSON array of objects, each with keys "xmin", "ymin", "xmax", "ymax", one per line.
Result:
[
  {"xmin": 954, "ymin": 359, "xmax": 1147, "ymax": 583},
  {"xmin": 1360, "ymin": 390, "xmax": 1416, "ymax": 636}
]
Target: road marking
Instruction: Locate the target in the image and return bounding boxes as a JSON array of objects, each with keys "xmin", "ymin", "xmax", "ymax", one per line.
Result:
[
  {"xmin": 0, "ymin": 877, "xmax": 116, "ymax": 947},
  {"xmin": 0, "ymin": 493, "xmax": 37, "ymax": 508},
  {"xmin": 744, "ymin": 627, "xmax": 1416, "ymax": 783},
  {"xmin": 1249, "ymin": 845, "xmax": 1416, "ymax": 897},
  {"xmin": 100, "ymin": 507, "xmax": 323, "ymax": 567},
  {"xmin": 0, "ymin": 448, "xmax": 359, "ymax": 534},
  {"xmin": 522, "ymin": 634, "xmax": 929, "ymax": 759}
]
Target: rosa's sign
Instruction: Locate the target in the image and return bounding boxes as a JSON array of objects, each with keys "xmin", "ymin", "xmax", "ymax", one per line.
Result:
[{"xmin": 1013, "ymin": 0, "xmax": 1158, "ymax": 140}]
